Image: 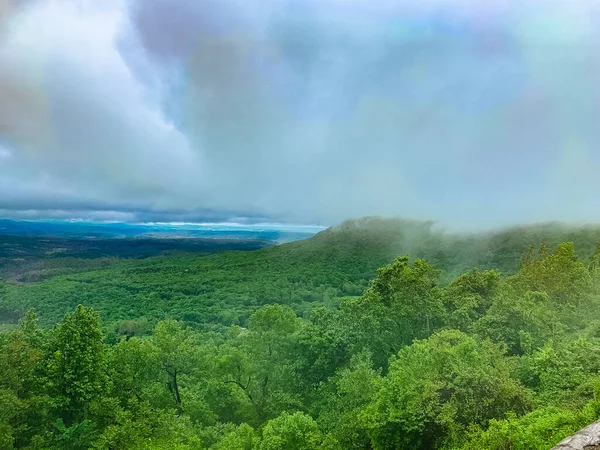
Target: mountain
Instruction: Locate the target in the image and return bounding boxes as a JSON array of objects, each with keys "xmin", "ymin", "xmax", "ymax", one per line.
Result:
[
  {"xmin": 0, "ymin": 219, "xmax": 324, "ymax": 283},
  {"xmin": 2, "ymin": 216, "xmax": 600, "ymax": 328}
]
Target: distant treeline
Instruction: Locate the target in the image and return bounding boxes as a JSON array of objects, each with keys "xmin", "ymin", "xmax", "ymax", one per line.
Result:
[{"xmin": 2, "ymin": 218, "xmax": 600, "ymax": 327}]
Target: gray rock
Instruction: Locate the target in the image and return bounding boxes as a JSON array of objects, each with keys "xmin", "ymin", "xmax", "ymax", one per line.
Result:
[{"xmin": 551, "ymin": 420, "xmax": 600, "ymax": 449}]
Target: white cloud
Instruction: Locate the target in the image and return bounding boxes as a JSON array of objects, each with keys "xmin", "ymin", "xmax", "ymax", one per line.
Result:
[
  {"xmin": 0, "ymin": 0, "xmax": 203, "ymax": 211},
  {"xmin": 0, "ymin": 0, "xmax": 599, "ymax": 227}
]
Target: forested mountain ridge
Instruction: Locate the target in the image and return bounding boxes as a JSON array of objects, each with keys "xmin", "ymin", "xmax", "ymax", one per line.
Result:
[{"xmin": 2, "ymin": 217, "xmax": 600, "ymax": 329}]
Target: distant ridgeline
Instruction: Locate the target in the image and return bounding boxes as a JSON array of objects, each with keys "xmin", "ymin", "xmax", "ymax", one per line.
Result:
[
  {"xmin": 0, "ymin": 219, "xmax": 324, "ymax": 241},
  {"xmin": 0, "ymin": 219, "xmax": 323, "ymax": 284},
  {"xmin": 1, "ymin": 216, "xmax": 600, "ymax": 327}
]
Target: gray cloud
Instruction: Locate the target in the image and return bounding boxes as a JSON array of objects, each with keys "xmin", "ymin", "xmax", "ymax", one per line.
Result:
[{"xmin": 1, "ymin": 0, "xmax": 600, "ymax": 229}]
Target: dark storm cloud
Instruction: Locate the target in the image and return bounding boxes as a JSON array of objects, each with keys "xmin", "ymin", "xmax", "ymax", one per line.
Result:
[{"xmin": 1, "ymin": 0, "xmax": 600, "ymax": 228}]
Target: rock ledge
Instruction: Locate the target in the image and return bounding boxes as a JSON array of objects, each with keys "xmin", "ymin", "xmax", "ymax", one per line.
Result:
[{"xmin": 551, "ymin": 420, "xmax": 600, "ymax": 449}]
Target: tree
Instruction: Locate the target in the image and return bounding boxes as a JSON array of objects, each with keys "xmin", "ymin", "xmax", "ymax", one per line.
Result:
[
  {"xmin": 292, "ymin": 307, "xmax": 352, "ymax": 400},
  {"xmin": 19, "ymin": 309, "xmax": 43, "ymax": 347},
  {"xmin": 259, "ymin": 412, "xmax": 325, "ymax": 450},
  {"xmin": 316, "ymin": 352, "xmax": 382, "ymax": 450},
  {"xmin": 42, "ymin": 305, "xmax": 109, "ymax": 427},
  {"xmin": 0, "ymin": 310, "xmax": 50, "ymax": 448},
  {"xmin": 211, "ymin": 423, "xmax": 257, "ymax": 450},
  {"xmin": 220, "ymin": 305, "xmax": 302, "ymax": 423},
  {"xmin": 109, "ymin": 335, "xmax": 158, "ymax": 405},
  {"xmin": 527, "ymin": 337, "xmax": 600, "ymax": 407},
  {"xmin": 0, "ymin": 385, "xmax": 22, "ymax": 449},
  {"xmin": 473, "ymin": 290, "xmax": 563, "ymax": 356},
  {"xmin": 510, "ymin": 242, "xmax": 592, "ymax": 309},
  {"xmin": 99, "ymin": 399, "xmax": 202, "ymax": 449},
  {"xmin": 589, "ymin": 241, "xmax": 600, "ymax": 276},
  {"xmin": 151, "ymin": 319, "xmax": 202, "ymax": 411},
  {"xmin": 361, "ymin": 330, "xmax": 531, "ymax": 449},
  {"xmin": 116, "ymin": 317, "xmax": 151, "ymax": 340},
  {"xmin": 340, "ymin": 256, "xmax": 445, "ymax": 368},
  {"xmin": 444, "ymin": 269, "xmax": 501, "ymax": 331}
]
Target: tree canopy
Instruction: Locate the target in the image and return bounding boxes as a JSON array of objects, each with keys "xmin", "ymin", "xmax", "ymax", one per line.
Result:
[{"xmin": 2, "ymin": 224, "xmax": 600, "ymax": 448}]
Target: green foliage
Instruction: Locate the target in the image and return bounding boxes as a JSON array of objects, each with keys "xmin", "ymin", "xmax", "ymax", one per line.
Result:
[
  {"xmin": 151, "ymin": 319, "xmax": 202, "ymax": 410},
  {"xmin": 459, "ymin": 402, "xmax": 600, "ymax": 450},
  {"xmin": 210, "ymin": 423, "xmax": 257, "ymax": 450},
  {"xmin": 4, "ymin": 218, "xmax": 600, "ymax": 328},
  {"xmin": 109, "ymin": 336, "xmax": 158, "ymax": 405},
  {"xmin": 218, "ymin": 305, "xmax": 303, "ymax": 424},
  {"xmin": 3, "ymin": 220, "xmax": 600, "ymax": 448},
  {"xmin": 510, "ymin": 242, "xmax": 593, "ymax": 309},
  {"xmin": 41, "ymin": 305, "xmax": 109, "ymax": 426},
  {"xmin": 444, "ymin": 269, "xmax": 501, "ymax": 331},
  {"xmin": 316, "ymin": 352, "xmax": 382, "ymax": 449},
  {"xmin": 291, "ymin": 307, "xmax": 351, "ymax": 396},
  {"xmin": 258, "ymin": 412, "xmax": 325, "ymax": 450},
  {"xmin": 473, "ymin": 290, "xmax": 562, "ymax": 356},
  {"xmin": 527, "ymin": 338, "xmax": 600, "ymax": 407},
  {"xmin": 0, "ymin": 388, "xmax": 21, "ymax": 449},
  {"xmin": 98, "ymin": 399, "xmax": 203, "ymax": 449},
  {"xmin": 115, "ymin": 317, "xmax": 151, "ymax": 339},
  {"xmin": 340, "ymin": 256, "xmax": 444, "ymax": 368},
  {"xmin": 361, "ymin": 330, "xmax": 531, "ymax": 449}
]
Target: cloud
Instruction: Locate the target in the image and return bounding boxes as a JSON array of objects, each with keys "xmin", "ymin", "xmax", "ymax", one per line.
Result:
[{"xmin": 1, "ymin": 0, "xmax": 600, "ymax": 229}]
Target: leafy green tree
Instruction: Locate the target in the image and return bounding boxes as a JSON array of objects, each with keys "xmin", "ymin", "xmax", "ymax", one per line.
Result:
[
  {"xmin": 0, "ymin": 388, "xmax": 21, "ymax": 449},
  {"xmin": 99, "ymin": 398, "xmax": 202, "ymax": 449},
  {"xmin": 0, "ymin": 311, "xmax": 44, "ymax": 395},
  {"xmin": 220, "ymin": 305, "xmax": 302, "ymax": 423},
  {"xmin": 361, "ymin": 330, "xmax": 531, "ymax": 449},
  {"xmin": 258, "ymin": 412, "xmax": 325, "ymax": 450},
  {"xmin": 210, "ymin": 423, "xmax": 257, "ymax": 450},
  {"xmin": 291, "ymin": 307, "xmax": 352, "ymax": 399},
  {"xmin": 19, "ymin": 309, "xmax": 43, "ymax": 347},
  {"xmin": 588, "ymin": 241, "xmax": 600, "ymax": 273},
  {"xmin": 109, "ymin": 335, "xmax": 158, "ymax": 405},
  {"xmin": 0, "ymin": 310, "xmax": 52, "ymax": 449},
  {"xmin": 116, "ymin": 317, "xmax": 151, "ymax": 340},
  {"xmin": 527, "ymin": 338, "xmax": 600, "ymax": 407},
  {"xmin": 52, "ymin": 418, "xmax": 99, "ymax": 450},
  {"xmin": 368, "ymin": 256, "xmax": 442, "ymax": 335},
  {"xmin": 316, "ymin": 352, "xmax": 382, "ymax": 450},
  {"xmin": 150, "ymin": 319, "xmax": 203, "ymax": 412},
  {"xmin": 340, "ymin": 256, "xmax": 445, "ymax": 368},
  {"xmin": 444, "ymin": 269, "xmax": 501, "ymax": 331},
  {"xmin": 42, "ymin": 305, "xmax": 109, "ymax": 427},
  {"xmin": 473, "ymin": 290, "xmax": 563, "ymax": 355},
  {"xmin": 510, "ymin": 242, "xmax": 592, "ymax": 309}
]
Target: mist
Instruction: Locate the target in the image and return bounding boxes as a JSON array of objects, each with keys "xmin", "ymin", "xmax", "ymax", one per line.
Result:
[{"xmin": 1, "ymin": 0, "xmax": 599, "ymax": 229}]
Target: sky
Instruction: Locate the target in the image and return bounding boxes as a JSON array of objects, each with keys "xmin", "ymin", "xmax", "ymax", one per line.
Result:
[{"xmin": 1, "ymin": 0, "xmax": 599, "ymax": 229}]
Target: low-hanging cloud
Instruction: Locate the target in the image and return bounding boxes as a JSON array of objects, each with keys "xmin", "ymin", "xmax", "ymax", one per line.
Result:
[{"xmin": 1, "ymin": 0, "xmax": 600, "ymax": 229}]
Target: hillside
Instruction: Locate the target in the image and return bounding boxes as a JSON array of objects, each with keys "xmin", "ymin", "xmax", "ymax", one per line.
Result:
[
  {"xmin": 0, "ymin": 234, "xmax": 270, "ymax": 283},
  {"xmin": 2, "ymin": 217, "xmax": 600, "ymax": 329},
  {"xmin": 3, "ymin": 217, "xmax": 600, "ymax": 449},
  {"xmin": 0, "ymin": 220, "xmax": 323, "ymax": 283}
]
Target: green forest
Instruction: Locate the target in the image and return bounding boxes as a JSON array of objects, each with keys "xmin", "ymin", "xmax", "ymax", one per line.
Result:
[{"xmin": 3, "ymin": 218, "xmax": 600, "ymax": 449}]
